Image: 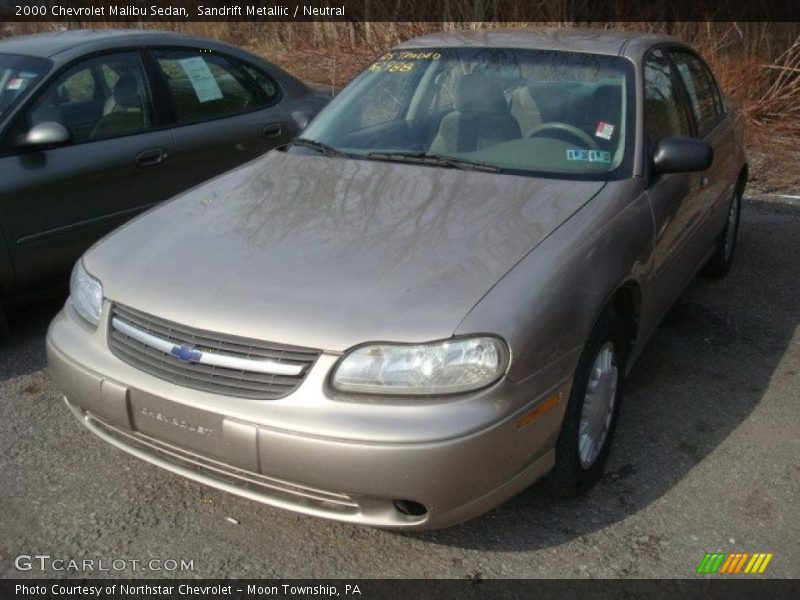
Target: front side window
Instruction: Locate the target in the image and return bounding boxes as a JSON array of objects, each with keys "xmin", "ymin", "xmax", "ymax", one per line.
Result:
[
  {"xmin": 58, "ymin": 66, "xmax": 96, "ymax": 103},
  {"xmin": 643, "ymin": 49, "xmax": 693, "ymax": 142},
  {"xmin": 0, "ymin": 54, "xmax": 50, "ymax": 120},
  {"xmin": 670, "ymin": 51, "xmax": 722, "ymax": 134},
  {"xmin": 153, "ymin": 50, "xmax": 261, "ymax": 124},
  {"xmin": 22, "ymin": 51, "xmax": 152, "ymax": 143},
  {"xmin": 299, "ymin": 47, "xmax": 635, "ymax": 179}
]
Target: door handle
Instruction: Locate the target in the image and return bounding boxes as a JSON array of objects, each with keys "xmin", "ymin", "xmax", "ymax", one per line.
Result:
[
  {"xmin": 700, "ymin": 175, "xmax": 710, "ymax": 188},
  {"xmin": 262, "ymin": 123, "xmax": 283, "ymax": 139},
  {"xmin": 135, "ymin": 148, "xmax": 166, "ymax": 168}
]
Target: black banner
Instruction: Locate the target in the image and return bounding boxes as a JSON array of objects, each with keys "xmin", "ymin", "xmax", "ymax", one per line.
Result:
[
  {"xmin": 2, "ymin": 579, "xmax": 800, "ymax": 600},
  {"xmin": 1, "ymin": 0, "xmax": 799, "ymax": 23}
]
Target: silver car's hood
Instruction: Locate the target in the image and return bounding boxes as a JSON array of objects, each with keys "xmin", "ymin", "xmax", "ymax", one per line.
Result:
[{"xmin": 86, "ymin": 151, "xmax": 604, "ymax": 351}]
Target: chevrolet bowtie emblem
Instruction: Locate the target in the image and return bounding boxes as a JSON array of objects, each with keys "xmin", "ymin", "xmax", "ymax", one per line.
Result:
[{"xmin": 170, "ymin": 345, "xmax": 202, "ymax": 363}]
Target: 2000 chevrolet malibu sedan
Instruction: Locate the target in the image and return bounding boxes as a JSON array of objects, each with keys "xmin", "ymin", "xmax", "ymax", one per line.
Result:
[{"xmin": 47, "ymin": 29, "xmax": 747, "ymax": 529}]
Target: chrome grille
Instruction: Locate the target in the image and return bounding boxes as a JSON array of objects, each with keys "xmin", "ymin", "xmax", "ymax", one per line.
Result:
[{"xmin": 108, "ymin": 304, "xmax": 320, "ymax": 400}]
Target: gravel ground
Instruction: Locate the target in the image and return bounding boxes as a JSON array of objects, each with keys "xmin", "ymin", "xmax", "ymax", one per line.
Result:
[{"xmin": 0, "ymin": 196, "xmax": 798, "ymax": 579}]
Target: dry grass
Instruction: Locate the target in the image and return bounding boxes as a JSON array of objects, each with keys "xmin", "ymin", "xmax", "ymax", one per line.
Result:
[
  {"xmin": 740, "ymin": 38, "xmax": 800, "ymax": 191},
  {"xmin": 748, "ymin": 39, "xmax": 800, "ymax": 128},
  {"xmin": 3, "ymin": 20, "xmax": 799, "ymax": 189}
]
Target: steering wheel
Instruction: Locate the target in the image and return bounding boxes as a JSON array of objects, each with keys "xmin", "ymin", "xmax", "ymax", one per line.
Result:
[{"xmin": 527, "ymin": 122, "xmax": 599, "ymax": 150}]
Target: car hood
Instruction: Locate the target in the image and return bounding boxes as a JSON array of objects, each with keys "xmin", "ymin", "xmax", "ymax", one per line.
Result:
[{"xmin": 86, "ymin": 151, "xmax": 605, "ymax": 352}]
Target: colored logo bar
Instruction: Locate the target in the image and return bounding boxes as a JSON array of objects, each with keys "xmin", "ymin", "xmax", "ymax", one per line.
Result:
[{"xmin": 696, "ymin": 552, "xmax": 773, "ymax": 574}]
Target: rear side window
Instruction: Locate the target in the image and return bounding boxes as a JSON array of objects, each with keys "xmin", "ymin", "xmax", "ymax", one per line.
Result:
[
  {"xmin": 153, "ymin": 49, "xmax": 261, "ymax": 124},
  {"xmin": 643, "ymin": 49, "xmax": 693, "ymax": 141},
  {"xmin": 670, "ymin": 51, "xmax": 722, "ymax": 134}
]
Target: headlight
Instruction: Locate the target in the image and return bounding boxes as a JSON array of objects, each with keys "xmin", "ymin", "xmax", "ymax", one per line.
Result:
[
  {"xmin": 331, "ymin": 336, "xmax": 509, "ymax": 396},
  {"xmin": 69, "ymin": 260, "xmax": 103, "ymax": 327}
]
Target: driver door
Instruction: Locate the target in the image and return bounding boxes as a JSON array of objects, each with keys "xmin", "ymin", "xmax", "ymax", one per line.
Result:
[{"xmin": 643, "ymin": 48, "xmax": 707, "ymax": 325}]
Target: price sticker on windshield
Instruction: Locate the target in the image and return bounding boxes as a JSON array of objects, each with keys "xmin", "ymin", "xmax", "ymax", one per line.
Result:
[
  {"xmin": 369, "ymin": 61, "xmax": 415, "ymax": 73},
  {"xmin": 368, "ymin": 51, "xmax": 441, "ymax": 74}
]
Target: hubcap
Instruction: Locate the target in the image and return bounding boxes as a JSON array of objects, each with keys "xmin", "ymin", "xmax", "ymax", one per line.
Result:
[
  {"xmin": 578, "ymin": 342, "xmax": 618, "ymax": 469},
  {"xmin": 723, "ymin": 192, "xmax": 740, "ymax": 262}
]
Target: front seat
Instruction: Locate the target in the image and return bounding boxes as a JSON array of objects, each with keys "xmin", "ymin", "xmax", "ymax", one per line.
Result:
[
  {"xmin": 90, "ymin": 75, "xmax": 146, "ymax": 139},
  {"xmin": 509, "ymin": 85, "xmax": 543, "ymax": 137},
  {"xmin": 429, "ymin": 74, "xmax": 520, "ymax": 155}
]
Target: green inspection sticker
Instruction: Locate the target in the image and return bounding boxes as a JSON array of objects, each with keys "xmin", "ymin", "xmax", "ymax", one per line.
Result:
[{"xmin": 566, "ymin": 149, "xmax": 612, "ymax": 163}]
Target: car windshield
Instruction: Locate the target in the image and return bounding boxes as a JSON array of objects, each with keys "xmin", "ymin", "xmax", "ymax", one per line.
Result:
[
  {"xmin": 299, "ymin": 47, "xmax": 634, "ymax": 179},
  {"xmin": 0, "ymin": 54, "xmax": 49, "ymax": 120}
]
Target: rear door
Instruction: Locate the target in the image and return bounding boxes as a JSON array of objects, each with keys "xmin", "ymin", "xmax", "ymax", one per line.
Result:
[
  {"xmin": 148, "ymin": 47, "xmax": 295, "ymax": 192},
  {"xmin": 0, "ymin": 50, "xmax": 177, "ymax": 292}
]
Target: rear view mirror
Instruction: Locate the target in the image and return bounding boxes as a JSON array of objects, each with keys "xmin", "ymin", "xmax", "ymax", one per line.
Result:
[
  {"xmin": 652, "ymin": 137, "xmax": 713, "ymax": 175},
  {"xmin": 22, "ymin": 121, "xmax": 70, "ymax": 148}
]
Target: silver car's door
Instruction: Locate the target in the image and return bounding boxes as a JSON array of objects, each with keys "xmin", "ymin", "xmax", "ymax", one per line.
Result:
[
  {"xmin": 0, "ymin": 50, "xmax": 176, "ymax": 292},
  {"xmin": 670, "ymin": 49, "xmax": 739, "ymax": 247},
  {"xmin": 148, "ymin": 47, "xmax": 295, "ymax": 192},
  {"xmin": 642, "ymin": 48, "xmax": 708, "ymax": 323}
]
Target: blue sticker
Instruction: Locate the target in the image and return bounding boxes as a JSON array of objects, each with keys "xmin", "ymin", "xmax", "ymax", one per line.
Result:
[{"xmin": 567, "ymin": 149, "xmax": 612, "ymax": 164}]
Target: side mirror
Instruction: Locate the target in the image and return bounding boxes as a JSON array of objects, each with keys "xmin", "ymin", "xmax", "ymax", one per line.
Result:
[
  {"xmin": 21, "ymin": 121, "xmax": 70, "ymax": 148},
  {"xmin": 652, "ymin": 137, "xmax": 713, "ymax": 175},
  {"xmin": 290, "ymin": 110, "xmax": 309, "ymax": 131}
]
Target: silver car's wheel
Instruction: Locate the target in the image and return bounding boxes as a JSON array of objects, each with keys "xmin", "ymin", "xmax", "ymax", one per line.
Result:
[
  {"xmin": 578, "ymin": 342, "xmax": 618, "ymax": 469},
  {"xmin": 544, "ymin": 309, "xmax": 625, "ymax": 496}
]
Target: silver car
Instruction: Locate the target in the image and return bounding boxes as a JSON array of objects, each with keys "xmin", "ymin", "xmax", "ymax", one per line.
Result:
[{"xmin": 47, "ymin": 29, "xmax": 747, "ymax": 529}]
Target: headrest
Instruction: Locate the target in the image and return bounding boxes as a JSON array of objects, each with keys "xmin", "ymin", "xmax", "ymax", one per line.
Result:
[
  {"xmin": 113, "ymin": 75, "xmax": 142, "ymax": 109},
  {"xmin": 472, "ymin": 61, "xmax": 523, "ymax": 82},
  {"xmin": 455, "ymin": 74, "xmax": 508, "ymax": 114}
]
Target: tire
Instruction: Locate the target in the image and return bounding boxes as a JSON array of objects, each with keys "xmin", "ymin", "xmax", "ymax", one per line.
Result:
[
  {"xmin": 543, "ymin": 308, "xmax": 627, "ymax": 496},
  {"xmin": 703, "ymin": 183, "xmax": 743, "ymax": 278}
]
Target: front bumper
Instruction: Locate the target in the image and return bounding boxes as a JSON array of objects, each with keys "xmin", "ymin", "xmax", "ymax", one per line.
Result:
[{"xmin": 47, "ymin": 302, "xmax": 575, "ymax": 529}]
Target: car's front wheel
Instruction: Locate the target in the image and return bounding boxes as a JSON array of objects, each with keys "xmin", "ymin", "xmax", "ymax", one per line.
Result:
[{"xmin": 544, "ymin": 308, "xmax": 626, "ymax": 496}]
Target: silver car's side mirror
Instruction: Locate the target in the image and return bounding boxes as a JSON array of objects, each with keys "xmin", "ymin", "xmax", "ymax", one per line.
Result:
[
  {"xmin": 652, "ymin": 137, "xmax": 713, "ymax": 175},
  {"xmin": 22, "ymin": 121, "xmax": 71, "ymax": 148}
]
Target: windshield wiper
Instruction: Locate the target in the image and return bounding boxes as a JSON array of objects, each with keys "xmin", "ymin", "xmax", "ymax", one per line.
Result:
[
  {"xmin": 365, "ymin": 151, "xmax": 502, "ymax": 173},
  {"xmin": 288, "ymin": 138, "xmax": 348, "ymax": 158}
]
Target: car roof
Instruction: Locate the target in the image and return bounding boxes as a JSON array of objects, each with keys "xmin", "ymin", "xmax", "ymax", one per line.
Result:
[
  {"xmin": 397, "ymin": 27, "xmax": 687, "ymax": 58},
  {"xmin": 0, "ymin": 28, "xmax": 222, "ymax": 60}
]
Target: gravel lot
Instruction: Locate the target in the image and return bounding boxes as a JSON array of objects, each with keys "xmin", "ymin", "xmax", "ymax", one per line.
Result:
[{"xmin": 0, "ymin": 196, "xmax": 798, "ymax": 579}]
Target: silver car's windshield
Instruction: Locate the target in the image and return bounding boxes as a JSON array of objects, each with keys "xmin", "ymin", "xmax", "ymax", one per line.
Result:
[
  {"xmin": 0, "ymin": 54, "xmax": 49, "ymax": 120},
  {"xmin": 299, "ymin": 47, "xmax": 634, "ymax": 179}
]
